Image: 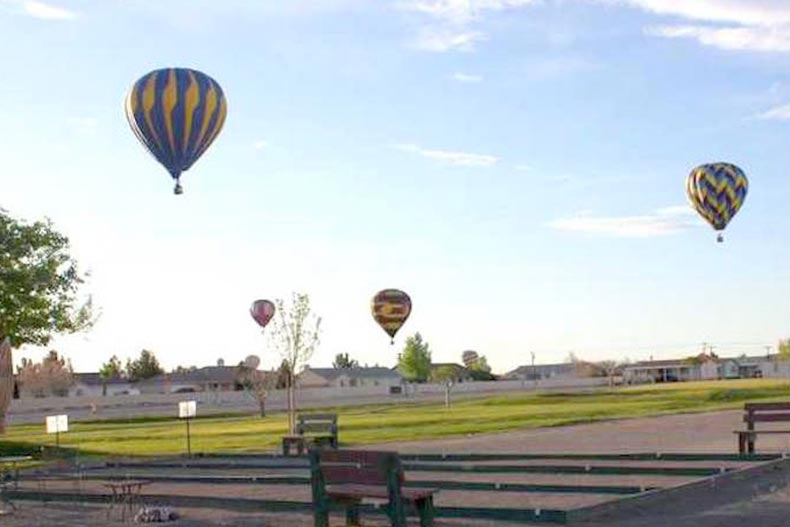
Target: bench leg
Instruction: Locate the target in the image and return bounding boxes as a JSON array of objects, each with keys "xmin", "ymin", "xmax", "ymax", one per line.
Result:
[
  {"xmin": 283, "ymin": 439, "xmax": 290, "ymax": 457},
  {"xmin": 416, "ymin": 496, "xmax": 435, "ymax": 527},
  {"xmin": 748, "ymin": 435, "xmax": 755, "ymax": 454},
  {"xmin": 738, "ymin": 433, "xmax": 746, "ymax": 455},
  {"xmin": 313, "ymin": 503, "xmax": 329, "ymax": 527},
  {"xmin": 387, "ymin": 500, "xmax": 406, "ymax": 527},
  {"xmin": 345, "ymin": 503, "xmax": 360, "ymax": 526}
]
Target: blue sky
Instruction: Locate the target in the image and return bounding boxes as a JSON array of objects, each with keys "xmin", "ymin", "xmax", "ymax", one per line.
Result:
[{"xmin": 2, "ymin": 0, "xmax": 790, "ymax": 374}]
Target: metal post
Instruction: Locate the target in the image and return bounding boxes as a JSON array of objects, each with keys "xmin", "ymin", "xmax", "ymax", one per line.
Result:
[{"xmin": 185, "ymin": 416, "xmax": 192, "ymax": 457}]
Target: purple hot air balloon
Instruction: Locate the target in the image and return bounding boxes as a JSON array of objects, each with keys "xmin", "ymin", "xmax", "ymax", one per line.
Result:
[{"xmin": 250, "ymin": 299, "xmax": 276, "ymax": 330}]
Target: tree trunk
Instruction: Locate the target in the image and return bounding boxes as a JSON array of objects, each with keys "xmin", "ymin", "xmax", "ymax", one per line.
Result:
[
  {"xmin": 0, "ymin": 336, "xmax": 12, "ymax": 435},
  {"xmin": 444, "ymin": 385, "xmax": 451, "ymax": 408},
  {"xmin": 102, "ymin": 382, "xmax": 107, "ymax": 397},
  {"xmin": 256, "ymin": 385, "xmax": 266, "ymax": 417}
]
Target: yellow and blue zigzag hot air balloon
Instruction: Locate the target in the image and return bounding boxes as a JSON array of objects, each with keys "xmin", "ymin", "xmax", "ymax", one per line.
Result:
[
  {"xmin": 686, "ymin": 162, "xmax": 748, "ymax": 243},
  {"xmin": 125, "ymin": 68, "xmax": 227, "ymax": 195}
]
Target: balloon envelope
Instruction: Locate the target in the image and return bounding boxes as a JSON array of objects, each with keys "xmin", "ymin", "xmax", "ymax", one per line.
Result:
[
  {"xmin": 245, "ymin": 355, "xmax": 261, "ymax": 369},
  {"xmin": 371, "ymin": 289, "xmax": 412, "ymax": 342},
  {"xmin": 250, "ymin": 300, "xmax": 276, "ymax": 329},
  {"xmin": 462, "ymin": 350, "xmax": 479, "ymax": 368},
  {"xmin": 125, "ymin": 67, "xmax": 227, "ymax": 194},
  {"xmin": 686, "ymin": 163, "xmax": 748, "ymax": 237}
]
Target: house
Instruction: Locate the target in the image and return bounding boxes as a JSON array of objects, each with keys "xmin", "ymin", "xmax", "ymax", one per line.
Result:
[
  {"xmin": 69, "ymin": 373, "xmax": 139, "ymax": 397},
  {"xmin": 297, "ymin": 366, "xmax": 404, "ymax": 389},
  {"xmin": 503, "ymin": 363, "xmax": 577, "ymax": 381},
  {"xmin": 623, "ymin": 359, "xmax": 700, "ymax": 384},
  {"xmin": 429, "ymin": 363, "xmax": 473, "ymax": 384},
  {"xmin": 136, "ymin": 366, "xmax": 245, "ymax": 394}
]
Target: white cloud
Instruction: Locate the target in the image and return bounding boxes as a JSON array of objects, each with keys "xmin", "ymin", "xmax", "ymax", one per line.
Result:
[
  {"xmin": 451, "ymin": 72, "xmax": 484, "ymax": 82},
  {"xmin": 400, "ymin": 0, "xmax": 539, "ymax": 52},
  {"xmin": 756, "ymin": 104, "xmax": 790, "ymax": 120},
  {"xmin": 414, "ymin": 27, "xmax": 484, "ymax": 51},
  {"xmin": 549, "ymin": 206, "xmax": 697, "ymax": 237},
  {"xmin": 618, "ymin": 0, "xmax": 790, "ymax": 27},
  {"xmin": 646, "ymin": 24, "xmax": 790, "ymax": 52},
  {"xmin": 21, "ymin": 0, "xmax": 75, "ymax": 20},
  {"xmin": 605, "ymin": 0, "xmax": 790, "ymax": 52},
  {"xmin": 514, "ymin": 164, "xmax": 531, "ymax": 172},
  {"xmin": 393, "ymin": 143, "xmax": 499, "ymax": 167},
  {"xmin": 253, "ymin": 139, "xmax": 269, "ymax": 150}
]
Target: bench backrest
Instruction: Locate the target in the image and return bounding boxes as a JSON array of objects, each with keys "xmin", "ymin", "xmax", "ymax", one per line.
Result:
[
  {"xmin": 297, "ymin": 413, "xmax": 338, "ymax": 436},
  {"xmin": 744, "ymin": 403, "xmax": 790, "ymax": 425},
  {"xmin": 311, "ymin": 449, "xmax": 404, "ymax": 487}
]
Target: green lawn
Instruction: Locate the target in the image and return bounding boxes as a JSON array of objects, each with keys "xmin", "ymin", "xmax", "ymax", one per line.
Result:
[{"xmin": 2, "ymin": 378, "xmax": 790, "ymax": 458}]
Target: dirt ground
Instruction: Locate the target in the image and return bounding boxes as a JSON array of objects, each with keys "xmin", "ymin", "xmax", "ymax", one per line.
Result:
[{"xmin": 5, "ymin": 409, "xmax": 790, "ymax": 526}]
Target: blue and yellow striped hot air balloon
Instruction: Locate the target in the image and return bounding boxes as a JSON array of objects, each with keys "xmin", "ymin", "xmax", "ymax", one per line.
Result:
[
  {"xmin": 686, "ymin": 162, "xmax": 748, "ymax": 243},
  {"xmin": 125, "ymin": 68, "xmax": 227, "ymax": 195}
]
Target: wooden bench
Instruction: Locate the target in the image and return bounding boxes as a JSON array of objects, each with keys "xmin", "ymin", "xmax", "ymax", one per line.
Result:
[
  {"xmin": 283, "ymin": 413, "xmax": 338, "ymax": 456},
  {"xmin": 309, "ymin": 449, "xmax": 438, "ymax": 527},
  {"xmin": 734, "ymin": 402, "xmax": 790, "ymax": 454}
]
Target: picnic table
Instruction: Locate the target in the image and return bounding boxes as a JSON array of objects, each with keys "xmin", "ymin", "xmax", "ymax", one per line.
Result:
[{"xmin": 103, "ymin": 479, "xmax": 151, "ymax": 521}]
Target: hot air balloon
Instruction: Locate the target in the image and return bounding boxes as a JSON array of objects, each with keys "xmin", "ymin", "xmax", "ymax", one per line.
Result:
[
  {"xmin": 371, "ymin": 289, "xmax": 411, "ymax": 345},
  {"xmin": 250, "ymin": 300, "xmax": 276, "ymax": 331},
  {"xmin": 245, "ymin": 355, "xmax": 261, "ymax": 370},
  {"xmin": 125, "ymin": 68, "xmax": 227, "ymax": 195},
  {"xmin": 686, "ymin": 162, "xmax": 748, "ymax": 243}
]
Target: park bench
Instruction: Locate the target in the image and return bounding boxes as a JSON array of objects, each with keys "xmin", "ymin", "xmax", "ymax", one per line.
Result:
[
  {"xmin": 309, "ymin": 449, "xmax": 438, "ymax": 527},
  {"xmin": 282, "ymin": 413, "xmax": 338, "ymax": 456},
  {"xmin": 734, "ymin": 402, "xmax": 790, "ymax": 454}
]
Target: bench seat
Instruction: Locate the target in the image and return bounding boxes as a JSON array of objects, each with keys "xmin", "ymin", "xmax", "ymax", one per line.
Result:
[{"xmin": 326, "ymin": 483, "xmax": 437, "ymax": 502}]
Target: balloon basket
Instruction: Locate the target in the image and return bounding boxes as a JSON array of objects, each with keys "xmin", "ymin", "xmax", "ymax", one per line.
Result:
[{"xmin": 174, "ymin": 182, "xmax": 184, "ymax": 195}]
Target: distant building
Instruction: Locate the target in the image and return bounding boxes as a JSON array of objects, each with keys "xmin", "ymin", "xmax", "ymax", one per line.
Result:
[
  {"xmin": 69, "ymin": 373, "xmax": 139, "ymax": 397},
  {"xmin": 298, "ymin": 366, "xmax": 404, "ymax": 389},
  {"xmin": 503, "ymin": 363, "xmax": 577, "ymax": 381},
  {"xmin": 623, "ymin": 353, "xmax": 790, "ymax": 384},
  {"xmin": 136, "ymin": 366, "xmax": 244, "ymax": 394}
]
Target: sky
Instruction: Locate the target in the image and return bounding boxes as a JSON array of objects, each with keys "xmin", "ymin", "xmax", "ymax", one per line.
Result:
[{"xmin": 2, "ymin": 0, "xmax": 790, "ymax": 374}]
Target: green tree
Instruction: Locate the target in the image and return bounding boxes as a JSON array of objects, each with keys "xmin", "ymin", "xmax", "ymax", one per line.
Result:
[
  {"xmin": 333, "ymin": 353, "xmax": 359, "ymax": 369},
  {"xmin": 398, "ymin": 332, "xmax": 432, "ymax": 383},
  {"xmin": 269, "ymin": 292, "xmax": 322, "ymax": 434},
  {"xmin": 779, "ymin": 339, "xmax": 790, "ymax": 361},
  {"xmin": 0, "ymin": 209, "xmax": 93, "ymax": 348},
  {"xmin": 467, "ymin": 355, "xmax": 494, "ymax": 381},
  {"xmin": 99, "ymin": 355, "xmax": 123, "ymax": 396},
  {"xmin": 125, "ymin": 349, "xmax": 163, "ymax": 381}
]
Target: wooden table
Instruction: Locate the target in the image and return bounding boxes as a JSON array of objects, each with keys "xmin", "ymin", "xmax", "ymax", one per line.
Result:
[{"xmin": 103, "ymin": 479, "xmax": 151, "ymax": 522}]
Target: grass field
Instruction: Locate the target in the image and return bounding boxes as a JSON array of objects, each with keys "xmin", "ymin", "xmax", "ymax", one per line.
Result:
[{"xmin": 2, "ymin": 378, "xmax": 790, "ymax": 458}]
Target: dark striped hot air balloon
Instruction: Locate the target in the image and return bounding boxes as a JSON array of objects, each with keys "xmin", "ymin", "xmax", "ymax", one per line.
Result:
[
  {"xmin": 371, "ymin": 289, "xmax": 412, "ymax": 345},
  {"xmin": 125, "ymin": 68, "xmax": 228, "ymax": 195},
  {"xmin": 686, "ymin": 162, "xmax": 748, "ymax": 243}
]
